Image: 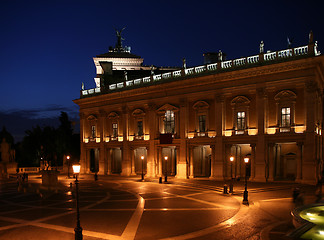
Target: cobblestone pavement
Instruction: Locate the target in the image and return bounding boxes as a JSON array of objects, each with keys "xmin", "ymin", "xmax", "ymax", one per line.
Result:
[{"xmin": 0, "ymin": 175, "xmax": 318, "ymax": 239}]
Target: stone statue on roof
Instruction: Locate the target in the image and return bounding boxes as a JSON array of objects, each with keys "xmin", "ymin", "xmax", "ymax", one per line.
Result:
[
  {"xmin": 114, "ymin": 27, "xmax": 126, "ymax": 50},
  {"xmin": 260, "ymin": 41, "xmax": 264, "ymax": 53}
]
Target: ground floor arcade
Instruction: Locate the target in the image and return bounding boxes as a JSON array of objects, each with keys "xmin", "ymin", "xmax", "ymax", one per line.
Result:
[{"xmin": 80, "ymin": 135, "xmax": 321, "ymax": 184}]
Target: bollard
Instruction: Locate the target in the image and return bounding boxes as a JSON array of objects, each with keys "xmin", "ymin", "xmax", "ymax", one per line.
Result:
[
  {"xmin": 223, "ymin": 184, "xmax": 228, "ymax": 194},
  {"xmin": 159, "ymin": 177, "xmax": 162, "ymax": 184},
  {"xmin": 229, "ymin": 183, "xmax": 233, "ymax": 193},
  {"xmin": 94, "ymin": 172, "xmax": 98, "ymax": 181}
]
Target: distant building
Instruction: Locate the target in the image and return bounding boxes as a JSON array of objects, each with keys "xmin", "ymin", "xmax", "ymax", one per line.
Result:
[{"xmin": 74, "ymin": 32, "xmax": 324, "ymax": 184}]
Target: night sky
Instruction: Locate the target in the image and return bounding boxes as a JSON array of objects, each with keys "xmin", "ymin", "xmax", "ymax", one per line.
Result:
[{"xmin": 0, "ymin": 0, "xmax": 323, "ymax": 142}]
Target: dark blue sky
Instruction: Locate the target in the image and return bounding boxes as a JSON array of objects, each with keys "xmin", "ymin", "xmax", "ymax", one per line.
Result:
[{"xmin": 0, "ymin": 0, "xmax": 323, "ymax": 141}]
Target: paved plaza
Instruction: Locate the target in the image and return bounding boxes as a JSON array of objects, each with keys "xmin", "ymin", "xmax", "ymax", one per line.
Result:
[{"xmin": 0, "ymin": 174, "xmax": 319, "ymax": 240}]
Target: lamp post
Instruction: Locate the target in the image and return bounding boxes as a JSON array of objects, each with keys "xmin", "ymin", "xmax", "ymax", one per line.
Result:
[
  {"xmin": 229, "ymin": 156, "xmax": 234, "ymax": 193},
  {"xmin": 141, "ymin": 155, "xmax": 145, "ymax": 181},
  {"xmin": 72, "ymin": 164, "xmax": 83, "ymax": 240},
  {"xmin": 243, "ymin": 157, "xmax": 249, "ymax": 205},
  {"xmin": 164, "ymin": 156, "xmax": 168, "ymax": 183},
  {"xmin": 67, "ymin": 155, "xmax": 71, "ymax": 178}
]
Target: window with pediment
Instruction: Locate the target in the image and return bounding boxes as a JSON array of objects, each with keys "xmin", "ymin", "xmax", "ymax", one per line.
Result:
[
  {"xmin": 87, "ymin": 115, "xmax": 98, "ymax": 141},
  {"xmin": 156, "ymin": 104, "xmax": 179, "ymax": 135},
  {"xmin": 193, "ymin": 101, "xmax": 209, "ymax": 137},
  {"xmin": 274, "ymin": 90, "xmax": 296, "ymax": 132},
  {"xmin": 231, "ymin": 96, "xmax": 250, "ymax": 135},
  {"xmin": 132, "ymin": 109, "xmax": 145, "ymax": 139},
  {"xmin": 108, "ymin": 112, "xmax": 120, "ymax": 140}
]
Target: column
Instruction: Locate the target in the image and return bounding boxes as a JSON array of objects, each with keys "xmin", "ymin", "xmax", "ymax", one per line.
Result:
[
  {"xmin": 157, "ymin": 147, "xmax": 162, "ymax": 176},
  {"xmin": 296, "ymin": 142, "xmax": 303, "ymax": 181},
  {"xmin": 177, "ymin": 99, "xmax": 188, "ymax": 179},
  {"xmin": 121, "ymin": 106, "xmax": 131, "ymax": 176},
  {"xmin": 189, "ymin": 146, "xmax": 194, "ymax": 178},
  {"xmin": 268, "ymin": 143, "xmax": 275, "ymax": 181},
  {"xmin": 250, "ymin": 144, "xmax": 256, "ymax": 180},
  {"xmin": 98, "ymin": 111, "xmax": 106, "ymax": 175},
  {"xmin": 212, "ymin": 94, "xmax": 224, "ymax": 180},
  {"xmin": 303, "ymin": 80, "xmax": 317, "ymax": 183},
  {"xmin": 254, "ymin": 87, "xmax": 267, "ymax": 181},
  {"xmin": 107, "ymin": 148, "xmax": 111, "ymax": 175},
  {"xmin": 147, "ymin": 103, "xmax": 156, "ymax": 177},
  {"xmin": 130, "ymin": 147, "xmax": 136, "ymax": 175}
]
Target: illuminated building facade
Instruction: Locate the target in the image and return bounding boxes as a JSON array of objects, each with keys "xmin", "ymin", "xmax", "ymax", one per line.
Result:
[{"xmin": 74, "ymin": 32, "xmax": 324, "ymax": 184}]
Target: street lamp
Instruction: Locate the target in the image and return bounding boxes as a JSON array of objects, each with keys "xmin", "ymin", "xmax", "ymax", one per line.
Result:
[
  {"xmin": 164, "ymin": 156, "xmax": 168, "ymax": 183},
  {"xmin": 67, "ymin": 155, "xmax": 71, "ymax": 178},
  {"xmin": 72, "ymin": 164, "xmax": 83, "ymax": 240},
  {"xmin": 141, "ymin": 155, "xmax": 145, "ymax": 181},
  {"xmin": 243, "ymin": 157, "xmax": 249, "ymax": 205},
  {"xmin": 229, "ymin": 156, "xmax": 234, "ymax": 193}
]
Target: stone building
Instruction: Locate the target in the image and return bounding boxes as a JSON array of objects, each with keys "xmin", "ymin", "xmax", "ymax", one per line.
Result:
[{"xmin": 74, "ymin": 32, "xmax": 324, "ymax": 184}]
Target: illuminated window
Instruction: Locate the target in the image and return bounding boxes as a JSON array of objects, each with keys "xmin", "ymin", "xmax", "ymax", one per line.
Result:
[
  {"xmin": 199, "ymin": 115, "xmax": 206, "ymax": 132},
  {"xmin": 281, "ymin": 107, "xmax": 290, "ymax": 127},
  {"xmin": 112, "ymin": 123, "xmax": 118, "ymax": 137},
  {"xmin": 164, "ymin": 110, "xmax": 175, "ymax": 134},
  {"xmin": 137, "ymin": 121, "xmax": 143, "ymax": 136},
  {"xmin": 237, "ymin": 111, "xmax": 245, "ymax": 130},
  {"xmin": 91, "ymin": 125, "xmax": 96, "ymax": 138}
]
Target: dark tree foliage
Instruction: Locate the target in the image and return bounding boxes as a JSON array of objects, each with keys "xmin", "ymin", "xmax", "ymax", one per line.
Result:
[
  {"xmin": 0, "ymin": 126, "xmax": 15, "ymax": 146},
  {"xmin": 18, "ymin": 112, "xmax": 80, "ymax": 167},
  {"xmin": 0, "ymin": 127, "xmax": 15, "ymax": 162}
]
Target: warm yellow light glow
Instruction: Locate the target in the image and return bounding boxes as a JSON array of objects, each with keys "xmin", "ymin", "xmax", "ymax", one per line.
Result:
[
  {"xmin": 230, "ymin": 156, "xmax": 234, "ymax": 162},
  {"xmin": 144, "ymin": 134, "xmax": 150, "ymax": 141},
  {"xmin": 224, "ymin": 130, "xmax": 232, "ymax": 136},
  {"xmin": 248, "ymin": 129, "xmax": 258, "ymax": 135},
  {"xmin": 141, "ymin": 155, "xmax": 144, "ymax": 160},
  {"xmin": 244, "ymin": 157, "xmax": 249, "ymax": 163},
  {"xmin": 84, "ymin": 138, "xmax": 89, "ymax": 143},
  {"xmin": 128, "ymin": 136, "xmax": 134, "ymax": 141},
  {"xmin": 208, "ymin": 131, "xmax": 216, "ymax": 138},
  {"xmin": 66, "ymin": 155, "xmax": 70, "ymax": 160},
  {"xmin": 164, "ymin": 156, "xmax": 168, "ymax": 161},
  {"xmin": 319, "ymin": 230, "xmax": 324, "ymax": 235},
  {"xmin": 118, "ymin": 136, "xmax": 123, "ymax": 142},
  {"xmin": 295, "ymin": 126, "xmax": 305, "ymax": 133},
  {"xmin": 266, "ymin": 128, "xmax": 276, "ymax": 134},
  {"xmin": 72, "ymin": 164, "xmax": 81, "ymax": 174},
  {"xmin": 187, "ymin": 133, "xmax": 195, "ymax": 139},
  {"xmin": 105, "ymin": 137, "xmax": 110, "ymax": 142},
  {"xmin": 96, "ymin": 137, "xmax": 100, "ymax": 143}
]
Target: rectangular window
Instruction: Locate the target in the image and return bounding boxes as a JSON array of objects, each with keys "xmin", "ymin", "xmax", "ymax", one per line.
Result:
[
  {"xmin": 199, "ymin": 115, "xmax": 206, "ymax": 132},
  {"xmin": 91, "ymin": 125, "xmax": 96, "ymax": 138},
  {"xmin": 281, "ymin": 107, "xmax": 290, "ymax": 127},
  {"xmin": 112, "ymin": 123, "xmax": 118, "ymax": 138},
  {"xmin": 137, "ymin": 121, "xmax": 143, "ymax": 136},
  {"xmin": 237, "ymin": 111, "xmax": 245, "ymax": 130},
  {"xmin": 164, "ymin": 110, "xmax": 175, "ymax": 134}
]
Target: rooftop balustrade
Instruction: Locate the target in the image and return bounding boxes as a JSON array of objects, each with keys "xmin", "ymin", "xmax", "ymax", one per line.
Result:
[{"xmin": 81, "ymin": 44, "xmax": 319, "ymax": 97}]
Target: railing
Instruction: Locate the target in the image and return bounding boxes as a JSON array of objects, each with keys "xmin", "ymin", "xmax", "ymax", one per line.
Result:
[{"xmin": 81, "ymin": 44, "xmax": 316, "ymax": 97}]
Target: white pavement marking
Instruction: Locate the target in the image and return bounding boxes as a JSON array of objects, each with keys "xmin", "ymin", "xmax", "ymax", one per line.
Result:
[
  {"xmin": 164, "ymin": 191, "xmax": 237, "ymax": 210},
  {"xmin": 159, "ymin": 196, "xmax": 253, "ymax": 240},
  {"xmin": 260, "ymin": 197, "xmax": 291, "ymax": 202},
  {"xmin": 121, "ymin": 194, "xmax": 145, "ymax": 240}
]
